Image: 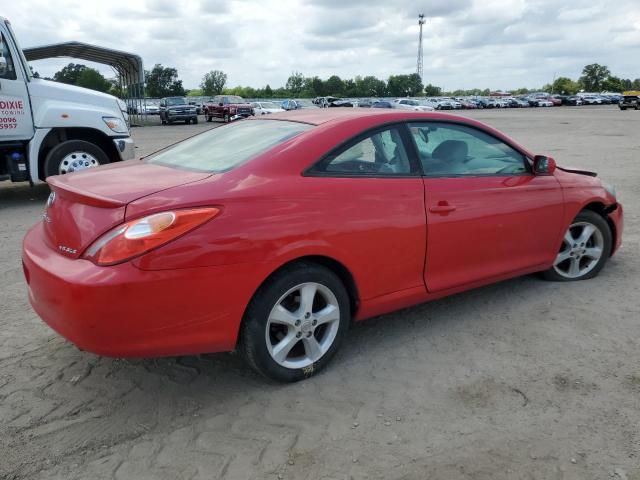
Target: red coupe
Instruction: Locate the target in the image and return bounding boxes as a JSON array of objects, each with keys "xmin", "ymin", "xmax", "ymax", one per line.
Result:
[{"xmin": 22, "ymin": 109, "xmax": 623, "ymax": 382}]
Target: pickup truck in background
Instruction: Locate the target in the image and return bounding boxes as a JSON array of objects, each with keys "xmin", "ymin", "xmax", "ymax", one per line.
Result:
[
  {"xmin": 203, "ymin": 95, "xmax": 254, "ymax": 123},
  {"xmin": 0, "ymin": 17, "xmax": 135, "ymax": 183},
  {"xmin": 619, "ymin": 91, "xmax": 640, "ymax": 110}
]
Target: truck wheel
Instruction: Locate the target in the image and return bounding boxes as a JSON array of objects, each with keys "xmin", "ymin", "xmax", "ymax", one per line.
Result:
[
  {"xmin": 223, "ymin": 112, "xmax": 230, "ymax": 123},
  {"xmin": 44, "ymin": 140, "xmax": 109, "ymax": 177},
  {"xmin": 193, "ymin": 117, "xmax": 199, "ymax": 124},
  {"xmin": 206, "ymin": 115, "xmax": 212, "ymax": 122}
]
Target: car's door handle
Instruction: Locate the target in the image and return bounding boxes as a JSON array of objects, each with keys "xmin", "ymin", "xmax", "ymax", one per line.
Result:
[{"xmin": 429, "ymin": 203, "xmax": 457, "ymax": 214}]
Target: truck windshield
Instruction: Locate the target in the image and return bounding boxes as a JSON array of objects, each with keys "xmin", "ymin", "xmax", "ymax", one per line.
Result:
[
  {"xmin": 147, "ymin": 120, "xmax": 312, "ymax": 173},
  {"xmin": 167, "ymin": 98, "xmax": 186, "ymax": 105}
]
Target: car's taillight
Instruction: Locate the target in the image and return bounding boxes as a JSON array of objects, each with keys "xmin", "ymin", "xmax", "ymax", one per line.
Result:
[{"xmin": 83, "ymin": 207, "xmax": 221, "ymax": 266}]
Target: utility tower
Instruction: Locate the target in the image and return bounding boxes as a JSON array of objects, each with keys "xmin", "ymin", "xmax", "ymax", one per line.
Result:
[{"xmin": 416, "ymin": 14, "xmax": 425, "ymax": 81}]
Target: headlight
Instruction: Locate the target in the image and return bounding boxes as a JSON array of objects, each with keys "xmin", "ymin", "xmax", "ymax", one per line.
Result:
[
  {"xmin": 602, "ymin": 181, "xmax": 617, "ymax": 199},
  {"xmin": 102, "ymin": 116, "xmax": 129, "ymax": 134}
]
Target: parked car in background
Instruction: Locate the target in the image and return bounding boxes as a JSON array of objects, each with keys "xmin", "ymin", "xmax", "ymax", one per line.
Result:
[
  {"xmin": 23, "ymin": 109, "xmax": 623, "ymax": 382},
  {"xmin": 619, "ymin": 91, "xmax": 640, "ymax": 110},
  {"xmin": 252, "ymin": 101, "xmax": 285, "ymax": 115},
  {"xmin": 281, "ymin": 99, "xmax": 319, "ymax": 110},
  {"xmin": 204, "ymin": 95, "xmax": 254, "ymax": 122},
  {"xmin": 355, "ymin": 98, "xmax": 379, "ymax": 108},
  {"xmin": 394, "ymin": 99, "xmax": 434, "ymax": 111},
  {"xmin": 139, "ymin": 101, "xmax": 160, "ymax": 115},
  {"xmin": 432, "ymin": 98, "xmax": 455, "ymax": 110},
  {"xmin": 508, "ymin": 98, "xmax": 529, "ymax": 108},
  {"xmin": 372, "ymin": 101, "xmax": 394, "ymax": 109},
  {"xmin": 563, "ymin": 96, "xmax": 584, "ymax": 106},
  {"xmin": 159, "ymin": 97, "xmax": 198, "ymax": 125},
  {"xmin": 188, "ymin": 99, "xmax": 205, "ymax": 114},
  {"xmin": 580, "ymin": 95, "xmax": 603, "ymax": 105},
  {"xmin": 329, "ymin": 99, "xmax": 357, "ymax": 108},
  {"xmin": 456, "ymin": 99, "xmax": 478, "ymax": 109},
  {"xmin": 492, "ymin": 98, "xmax": 510, "ymax": 108}
]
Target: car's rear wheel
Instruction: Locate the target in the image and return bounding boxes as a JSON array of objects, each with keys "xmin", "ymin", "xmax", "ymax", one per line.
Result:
[
  {"xmin": 541, "ymin": 210, "xmax": 612, "ymax": 282},
  {"xmin": 239, "ymin": 262, "xmax": 350, "ymax": 382}
]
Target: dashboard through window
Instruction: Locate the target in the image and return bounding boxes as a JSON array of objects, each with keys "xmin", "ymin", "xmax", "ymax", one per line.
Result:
[{"xmin": 408, "ymin": 122, "xmax": 529, "ymax": 177}]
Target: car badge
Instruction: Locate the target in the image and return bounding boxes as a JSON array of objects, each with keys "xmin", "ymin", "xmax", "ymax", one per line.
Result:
[{"xmin": 46, "ymin": 191, "xmax": 56, "ymax": 208}]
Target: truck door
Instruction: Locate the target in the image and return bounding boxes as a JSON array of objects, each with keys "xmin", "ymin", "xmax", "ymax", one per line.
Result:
[{"xmin": 0, "ymin": 24, "xmax": 34, "ymax": 142}]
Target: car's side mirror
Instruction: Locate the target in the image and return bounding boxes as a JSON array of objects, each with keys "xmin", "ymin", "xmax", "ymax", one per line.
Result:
[{"xmin": 533, "ymin": 155, "xmax": 556, "ymax": 175}]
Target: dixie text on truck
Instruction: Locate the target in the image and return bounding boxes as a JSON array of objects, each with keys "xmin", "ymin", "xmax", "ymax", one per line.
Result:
[{"xmin": 0, "ymin": 17, "xmax": 135, "ymax": 184}]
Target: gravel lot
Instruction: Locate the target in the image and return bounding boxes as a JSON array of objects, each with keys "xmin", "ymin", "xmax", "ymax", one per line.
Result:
[{"xmin": 1, "ymin": 107, "xmax": 639, "ymax": 480}]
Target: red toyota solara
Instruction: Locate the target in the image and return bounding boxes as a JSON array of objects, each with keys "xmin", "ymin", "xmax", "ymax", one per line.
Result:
[{"xmin": 23, "ymin": 109, "xmax": 623, "ymax": 382}]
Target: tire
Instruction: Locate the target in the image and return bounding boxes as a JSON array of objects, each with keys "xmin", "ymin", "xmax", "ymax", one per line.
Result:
[
  {"xmin": 540, "ymin": 210, "xmax": 612, "ymax": 282},
  {"xmin": 206, "ymin": 115, "xmax": 212, "ymax": 122},
  {"xmin": 193, "ymin": 117, "xmax": 199, "ymax": 124},
  {"xmin": 620, "ymin": 107, "xmax": 627, "ymax": 111},
  {"xmin": 223, "ymin": 112, "xmax": 230, "ymax": 123},
  {"xmin": 239, "ymin": 262, "xmax": 351, "ymax": 382},
  {"xmin": 44, "ymin": 140, "xmax": 110, "ymax": 178}
]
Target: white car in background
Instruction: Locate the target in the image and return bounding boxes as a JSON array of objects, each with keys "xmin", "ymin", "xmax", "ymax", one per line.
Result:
[
  {"xmin": 140, "ymin": 102, "xmax": 160, "ymax": 115},
  {"xmin": 537, "ymin": 98, "xmax": 554, "ymax": 107},
  {"xmin": 393, "ymin": 99, "xmax": 434, "ymax": 111},
  {"xmin": 251, "ymin": 101, "xmax": 285, "ymax": 115}
]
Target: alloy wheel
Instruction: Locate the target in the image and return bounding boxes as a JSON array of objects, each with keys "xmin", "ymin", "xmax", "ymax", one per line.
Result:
[
  {"xmin": 553, "ymin": 221, "xmax": 604, "ymax": 279},
  {"xmin": 265, "ymin": 282, "xmax": 340, "ymax": 369}
]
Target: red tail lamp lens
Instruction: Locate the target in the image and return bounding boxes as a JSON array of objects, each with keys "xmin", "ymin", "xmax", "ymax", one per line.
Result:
[{"xmin": 83, "ymin": 207, "xmax": 220, "ymax": 265}]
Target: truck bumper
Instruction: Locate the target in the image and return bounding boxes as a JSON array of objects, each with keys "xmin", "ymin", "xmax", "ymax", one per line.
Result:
[{"xmin": 113, "ymin": 137, "xmax": 135, "ymax": 161}]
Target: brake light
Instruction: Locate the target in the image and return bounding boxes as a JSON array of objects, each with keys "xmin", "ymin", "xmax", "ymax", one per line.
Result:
[{"xmin": 83, "ymin": 207, "xmax": 221, "ymax": 266}]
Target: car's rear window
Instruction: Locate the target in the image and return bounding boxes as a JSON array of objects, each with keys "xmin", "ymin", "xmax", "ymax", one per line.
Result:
[{"xmin": 147, "ymin": 120, "xmax": 312, "ymax": 173}]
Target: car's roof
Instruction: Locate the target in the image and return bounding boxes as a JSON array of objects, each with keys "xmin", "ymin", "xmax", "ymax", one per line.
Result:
[{"xmin": 259, "ymin": 108, "xmax": 474, "ymax": 126}]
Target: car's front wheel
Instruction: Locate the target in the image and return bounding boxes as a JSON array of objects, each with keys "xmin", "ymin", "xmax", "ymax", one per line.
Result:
[
  {"xmin": 239, "ymin": 262, "xmax": 350, "ymax": 382},
  {"xmin": 542, "ymin": 210, "xmax": 612, "ymax": 281}
]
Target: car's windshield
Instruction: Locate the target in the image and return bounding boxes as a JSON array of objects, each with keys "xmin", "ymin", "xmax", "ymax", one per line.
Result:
[
  {"xmin": 226, "ymin": 96, "xmax": 244, "ymax": 104},
  {"xmin": 147, "ymin": 120, "xmax": 312, "ymax": 173},
  {"xmin": 260, "ymin": 102, "xmax": 279, "ymax": 109},
  {"xmin": 167, "ymin": 97, "xmax": 186, "ymax": 106}
]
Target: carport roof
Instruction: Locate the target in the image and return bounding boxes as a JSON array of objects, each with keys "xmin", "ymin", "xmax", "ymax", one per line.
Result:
[{"xmin": 23, "ymin": 41, "xmax": 144, "ymax": 85}]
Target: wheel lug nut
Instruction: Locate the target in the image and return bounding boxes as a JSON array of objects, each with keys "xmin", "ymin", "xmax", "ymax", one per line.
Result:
[
  {"xmin": 312, "ymin": 320, "xmax": 317, "ymax": 326},
  {"xmin": 306, "ymin": 331, "xmax": 312, "ymax": 337},
  {"xmin": 296, "ymin": 332, "xmax": 302, "ymax": 338},
  {"xmin": 295, "ymin": 320, "xmax": 301, "ymax": 326},
  {"xmin": 305, "ymin": 312, "xmax": 311, "ymax": 319}
]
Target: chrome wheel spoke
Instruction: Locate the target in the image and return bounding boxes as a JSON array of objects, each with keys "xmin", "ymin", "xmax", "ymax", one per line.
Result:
[
  {"xmin": 302, "ymin": 336, "xmax": 323, "ymax": 361},
  {"xmin": 576, "ymin": 224, "xmax": 595, "ymax": 245},
  {"xmin": 272, "ymin": 333, "xmax": 299, "ymax": 363},
  {"xmin": 583, "ymin": 247, "xmax": 602, "ymax": 259},
  {"xmin": 568, "ymin": 257, "xmax": 581, "ymax": 276},
  {"xmin": 563, "ymin": 230, "xmax": 575, "ymax": 246},
  {"xmin": 555, "ymin": 250, "xmax": 572, "ymax": 265},
  {"xmin": 299, "ymin": 284, "xmax": 317, "ymax": 315},
  {"xmin": 314, "ymin": 304, "xmax": 339, "ymax": 326},
  {"xmin": 269, "ymin": 305, "xmax": 298, "ymax": 327}
]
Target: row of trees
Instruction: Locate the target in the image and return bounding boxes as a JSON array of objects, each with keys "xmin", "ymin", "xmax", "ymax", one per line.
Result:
[{"xmin": 48, "ymin": 62, "xmax": 640, "ymax": 99}]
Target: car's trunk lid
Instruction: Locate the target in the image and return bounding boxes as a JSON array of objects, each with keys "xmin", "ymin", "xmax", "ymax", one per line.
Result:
[{"xmin": 44, "ymin": 160, "xmax": 211, "ymax": 259}]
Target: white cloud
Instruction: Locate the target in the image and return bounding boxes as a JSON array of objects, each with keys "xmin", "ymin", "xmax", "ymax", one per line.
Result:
[{"xmin": 3, "ymin": 0, "xmax": 638, "ymax": 91}]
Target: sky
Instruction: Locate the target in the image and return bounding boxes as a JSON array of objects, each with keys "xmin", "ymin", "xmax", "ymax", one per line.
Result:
[{"xmin": 3, "ymin": 0, "xmax": 639, "ymax": 91}]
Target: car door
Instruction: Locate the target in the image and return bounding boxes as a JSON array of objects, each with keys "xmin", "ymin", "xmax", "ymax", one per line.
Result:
[
  {"xmin": 407, "ymin": 121, "xmax": 564, "ymax": 292},
  {"xmin": 0, "ymin": 29, "xmax": 34, "ymax": 142},
  {"xmin": 305, "ymin": 124, "xmax": 427, "ymax": 299}
]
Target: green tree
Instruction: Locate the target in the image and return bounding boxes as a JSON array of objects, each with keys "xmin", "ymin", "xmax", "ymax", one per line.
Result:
[
  {"xmin": 602, "ymin": 76, "xmax": 624, "ymax": 92},
  {"xmin": 286, "ymin": 71, "xmax": 305, "ymax": 96},
  {"xmin": 264, "ymin": 84, "xmax": 273, "ymax": 98},
  {"xmin": 387, "ymin": 74, "xmax": 423, "ymax": 97},
  {"xmin": 75, "ymin": 68, "xmax": 112, "ymax": 93},
  {"xmin": 53, "ymin": 63, "xmax": 88, "ymax": 85},
  {"xmin": 187, "ymin": 88, "xmax": 203, "ymax": 97},
  {"xmin": 200, "ymin": 70, "xmax": 227, "ymax": 96},
  {"xmin": 424, "ymin": 83, "xmax": 441, "ymax": 96},
  {"xmin": 579, "ymin": 64, "xmax": 610, "ymax": 91},
  {"xmin": 145, "ymin": 64, "xmax": 185, "ymax": 98},
  {"xmin": 325, "ymin": 75, "xmax": 344, "ymax": 96},
  {"xmin": 354, "ymin": 76, "xmax": 386, "ymax": 97},
  {"xmin": 550, "ymin": 77, "xmax": 580, "ymax": 95}
]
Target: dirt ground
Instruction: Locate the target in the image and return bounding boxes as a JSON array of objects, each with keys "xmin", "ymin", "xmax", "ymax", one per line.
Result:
[{"xmin": 1, "ymin": 107, "xmax": 639, "ymax": 480}]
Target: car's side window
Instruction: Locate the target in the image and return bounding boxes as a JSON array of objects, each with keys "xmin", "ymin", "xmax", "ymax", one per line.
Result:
[
  {"xmin": 408, "ymin": 122, "xmax": 529, "ymax": 177},
  {"xmin": 314, "ymin": 127, "xmax": 414, "ymax": 176}
]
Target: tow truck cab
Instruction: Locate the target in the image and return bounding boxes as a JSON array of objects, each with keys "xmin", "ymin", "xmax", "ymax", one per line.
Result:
[{"xmin": 0, "ymin": 17, "xmax": 135, "ymax": 183}]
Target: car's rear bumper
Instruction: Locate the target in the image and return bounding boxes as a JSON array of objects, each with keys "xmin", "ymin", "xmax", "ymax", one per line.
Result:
[
  {"xmin": 22, "ymin": 223, "xmax": 259, "ymax": 358},
  {"xmin": 608, "ymin": 202, "xmax": 623, "ymax": 255}
]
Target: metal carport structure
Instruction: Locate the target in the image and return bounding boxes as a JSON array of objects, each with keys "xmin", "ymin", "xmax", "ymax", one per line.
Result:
[{"xmin": 22, "ymin": 41, "xmax": 147, "ymax": 125}]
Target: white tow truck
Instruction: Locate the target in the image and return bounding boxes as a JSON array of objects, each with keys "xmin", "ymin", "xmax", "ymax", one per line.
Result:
[{"xmin": 0, "ymin": 17, "xmax": 134, "ymax": 184}]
